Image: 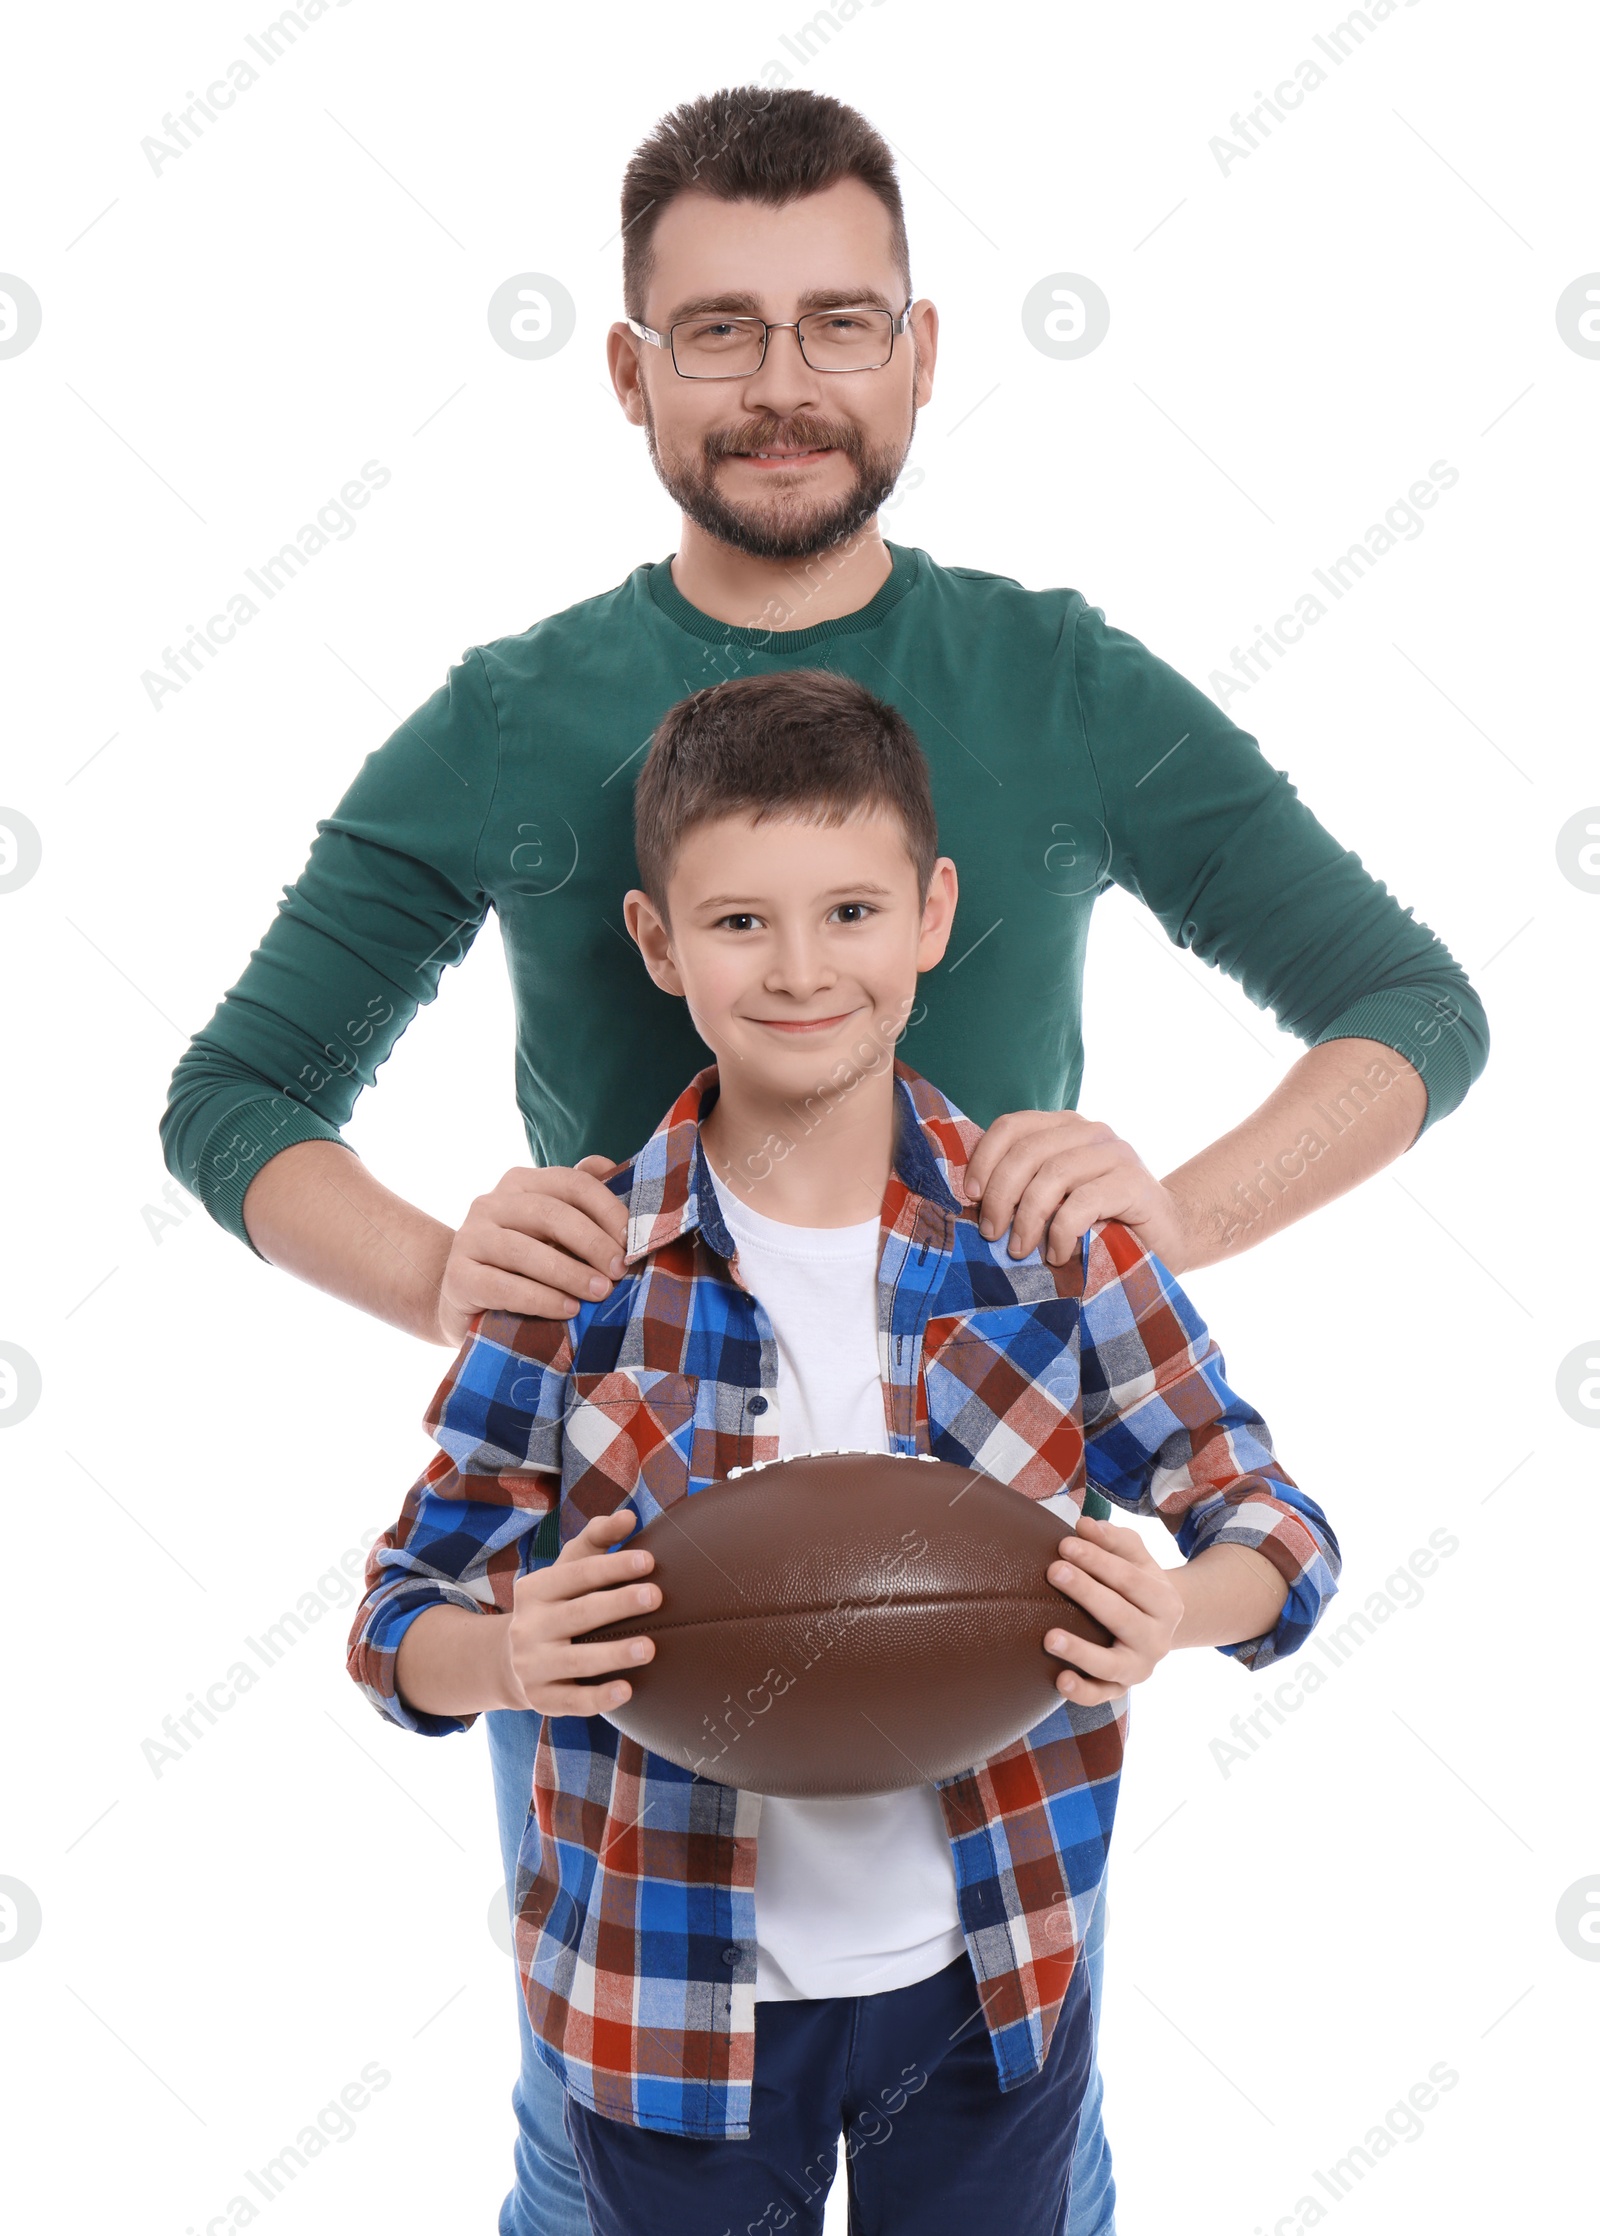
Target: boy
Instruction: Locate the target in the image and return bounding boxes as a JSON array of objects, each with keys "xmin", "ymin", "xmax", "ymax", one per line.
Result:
[{"xmin": 348, "ymin": 668, "xmax": 1341, "ymax": 2235}]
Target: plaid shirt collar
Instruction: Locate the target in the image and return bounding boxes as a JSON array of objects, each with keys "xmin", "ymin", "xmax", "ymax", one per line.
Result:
[{"xmin": 617, "ymin": 1059, "xmax": 965, "ymax": 1269}]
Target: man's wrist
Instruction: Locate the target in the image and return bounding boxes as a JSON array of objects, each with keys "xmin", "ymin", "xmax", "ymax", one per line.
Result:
[
  {"xmin": 1152, "ymin": 1179, "xmax": 1207, "ymax": 1277},
  {"xmin": 1159, "ymin": 1037, "xmax": 1430, "ymax": 1276},
  {"xmin": 244, "ymin": 1139, "xmax": 456, "ymax": 1346}
]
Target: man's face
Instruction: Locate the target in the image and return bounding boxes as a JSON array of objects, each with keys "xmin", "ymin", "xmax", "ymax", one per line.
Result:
[
  {"xmin": 625, "ymin": 807, "xmax": 956, "ymax": 1099},
  {"xmin": 611, "ymin": 179, "xmax": 936, "ymax": 566}
]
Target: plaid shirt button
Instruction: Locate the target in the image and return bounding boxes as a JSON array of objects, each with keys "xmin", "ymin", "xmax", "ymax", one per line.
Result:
[
  {"xmin": 747, "ymin": 1395, "xmax": 768, "ymax": 1413},
  {"xmin": 722, "ymin": 1947, "xmax": 739, "ymax": 1965}
]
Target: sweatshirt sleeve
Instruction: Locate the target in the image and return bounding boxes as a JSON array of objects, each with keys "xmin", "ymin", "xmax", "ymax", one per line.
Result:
[
  {"xmin": 158, "ymin": 647, "xmax": 502, "ymax": 1254},
  {"xmin": 1076, "ymin": 1220, "xmax": 1341, "ymax": 1671},
  {"xmin": 1070, "ymin": 600, "xmax": 1488, "ymax": 1135}
]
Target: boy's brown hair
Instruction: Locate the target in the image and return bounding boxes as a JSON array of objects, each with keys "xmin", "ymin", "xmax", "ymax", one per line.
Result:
[
  {"xmin": 620, "ymin": 87, "xmax": 911, "ymax": 322},
  {"xmin": 633, "ymin": 668, "xmax": 938, "ymax": 916}
]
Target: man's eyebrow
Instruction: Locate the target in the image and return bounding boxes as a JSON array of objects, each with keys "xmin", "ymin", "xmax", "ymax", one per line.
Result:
[{"xmin": 661, "ymin": 285, "xmax": 900, "ymax": 323}]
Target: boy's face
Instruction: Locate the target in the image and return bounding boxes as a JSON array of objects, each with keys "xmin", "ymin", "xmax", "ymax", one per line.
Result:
[{"xmin": 625, "ymin": 809, "xmax": 957, "ymax": 1094}]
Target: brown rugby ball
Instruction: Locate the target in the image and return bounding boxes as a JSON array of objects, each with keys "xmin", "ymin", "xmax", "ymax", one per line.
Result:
[{"xmin": 578, "ymin": 1450, "xmax": 1113, "ymax": 1798}]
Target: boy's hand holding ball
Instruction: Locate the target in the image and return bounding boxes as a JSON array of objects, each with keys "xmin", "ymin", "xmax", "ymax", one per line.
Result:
[
  {"xmin": 1045, "ymin": 1516, "xmax": 1185, "ymax": 1705},
  {"xmin": 502, "ymin": 1509, "xmax": 659, "ymax": 1717}
]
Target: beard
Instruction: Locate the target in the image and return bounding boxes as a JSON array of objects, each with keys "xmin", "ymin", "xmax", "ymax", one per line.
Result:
[{"xmin": 640, "ymin": 391, "xmax": 916, "ymax": 562}]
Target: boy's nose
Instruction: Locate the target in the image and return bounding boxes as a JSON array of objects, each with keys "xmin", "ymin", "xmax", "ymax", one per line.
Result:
[{"xmin": 765, "ymin": 939, "xmax": 832, "ymax": 996}]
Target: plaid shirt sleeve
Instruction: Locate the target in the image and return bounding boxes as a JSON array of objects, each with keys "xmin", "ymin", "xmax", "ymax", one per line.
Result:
[
  {"xmin": 1076, "ymin": 1220, "xmax": 1340, "ymax": 1669},
  {"xmin": 346, "ymin": 1308, "xmax": 575, "ymax": 1735}
]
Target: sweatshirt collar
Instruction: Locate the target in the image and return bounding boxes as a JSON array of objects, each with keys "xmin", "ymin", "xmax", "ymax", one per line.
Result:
[{"xmin": 644, "ymin": 541, "xmax": 921, "ymax": 654}]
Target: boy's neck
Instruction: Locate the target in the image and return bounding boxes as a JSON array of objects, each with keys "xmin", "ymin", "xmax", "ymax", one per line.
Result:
[{"xmin": 699, "ymin": 1062, "xmax": 897, "ymax": 1229}]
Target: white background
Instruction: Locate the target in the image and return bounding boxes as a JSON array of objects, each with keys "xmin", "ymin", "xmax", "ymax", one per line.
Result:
[{"xmin": 3, "ymin": 2, "xmax": 1596, "ymax": 2231}]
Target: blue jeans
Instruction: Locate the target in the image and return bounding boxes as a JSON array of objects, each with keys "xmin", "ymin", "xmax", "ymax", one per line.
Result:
[
  {"xmin": 485, "ymin": 1709, "xmax": 1116, "ymax": 2236},
  {"xmin": 568, "ymin": 1950, "xmax": 1090, "ymax": 2236}
]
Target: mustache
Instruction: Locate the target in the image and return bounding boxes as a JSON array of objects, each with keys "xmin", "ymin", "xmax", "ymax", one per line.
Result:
[{"xmin": 704, "ymin": 419, "xmax": 863, "ymax": 461}]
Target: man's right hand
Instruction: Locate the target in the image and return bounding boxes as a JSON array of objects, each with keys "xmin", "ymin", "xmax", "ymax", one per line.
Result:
[
  {"xmin": 437, "ymin": 1154, "xmax": 630, "ymax": 1344},
  {"xmin": 502, "ymin": 1509, "xmax": 659, "ymax": 1716}
]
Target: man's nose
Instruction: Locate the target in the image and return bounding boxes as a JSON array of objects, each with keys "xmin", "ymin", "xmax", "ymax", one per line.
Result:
[{"xmin": 738, "ymin": 323, "xmax": 823, "ymax": 416}]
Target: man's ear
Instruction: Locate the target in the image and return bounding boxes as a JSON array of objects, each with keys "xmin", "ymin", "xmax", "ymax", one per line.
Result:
[
  {"xmin": 606, "ymin": 322, "xmax": 648, "ymax": 427},
  {"xmin": 909, "ymin": 298, "xmax": 939, "ymax": 410},
  {"xmin": 623, "ymin": 887, "xmax": 685, "ymax": 995}
]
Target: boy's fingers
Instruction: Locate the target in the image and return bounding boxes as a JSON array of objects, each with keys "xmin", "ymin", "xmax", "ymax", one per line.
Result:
[
  {"xmin": 1059, "ymin": 1522, "xmax": 1166, "ymax": 1590},
  {"xmin": 542, "ymin": 1554, "xmax": 655, "ymax": 1607},
  {"xmin": 1043, "ymin": 1625, "xmax": 1123, "ymax": 1679},
  {"xmin": 1049, "ymin": 1556, "xmax": 1165, "ymax": 1639},
  {"xmin": 1068, "ymin": 1516, "xmax": 1142, "ymax": 1553},
  {"xmin": 552, "ymin": 1509, "xmax": 643, "ymax": 1563},
  {"xmin": 1052, "ymin": 1544, "xmax": 1170, "ymax": 1623},
  {"xmin": 553, "ymin": 1635, "xmax": 656, "ymax": 1680},
  {"xmin": 552, "ymin": 1579, "xmax": 661, "ymax": 1639},
  {"xmin": 534, "ymin": 1679, "xmax": 638, "ymax": 1716}
]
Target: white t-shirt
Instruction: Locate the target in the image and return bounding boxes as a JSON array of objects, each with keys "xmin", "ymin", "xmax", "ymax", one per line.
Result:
[{"xmin": 707, "ymin": 1165, "xmax": 967, "ymax": 2004}]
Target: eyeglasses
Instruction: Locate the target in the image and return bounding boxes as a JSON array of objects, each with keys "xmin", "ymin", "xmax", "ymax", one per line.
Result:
[{"xmin": 627, "ymin": 300, "xmax": 913, "ymax": 380}]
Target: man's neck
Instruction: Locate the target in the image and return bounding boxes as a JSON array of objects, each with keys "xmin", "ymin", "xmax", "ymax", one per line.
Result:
[
  {"xmin": 700, "ymin": 1065, "xmax": 897, "ymax": 1229},
  {"xmin": 670, "ymin": 516, "xmax": 893, "ymax": 631}
]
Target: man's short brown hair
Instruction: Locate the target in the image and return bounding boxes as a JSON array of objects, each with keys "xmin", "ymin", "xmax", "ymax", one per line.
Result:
[
  {"xmin": 620, "ymin": 87, "xmax": 911, "ymax": 322},
  {"xmin": 633, "ymin": 668, "xmax": 938, "ymax": 916}
]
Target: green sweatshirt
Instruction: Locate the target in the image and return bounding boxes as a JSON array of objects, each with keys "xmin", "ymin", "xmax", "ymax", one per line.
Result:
[{"xmin": 160, "ymin": 540, "xmax": 1487, "ymax": 1255}]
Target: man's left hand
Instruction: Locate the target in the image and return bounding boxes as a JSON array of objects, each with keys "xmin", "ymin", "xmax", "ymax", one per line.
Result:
[{"xmin": 964, "ymin": 1108, "xmax": 1189, "ymax": 1269}]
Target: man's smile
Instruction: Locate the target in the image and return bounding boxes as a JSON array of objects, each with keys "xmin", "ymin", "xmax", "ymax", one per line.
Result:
[{"xmin": 726, "ymin": 445, "xmax": 837, "ymax": 470}]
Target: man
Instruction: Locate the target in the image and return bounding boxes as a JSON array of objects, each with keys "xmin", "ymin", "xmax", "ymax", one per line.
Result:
[{"xmin": 161, "ymin": 84, "xmax": 1487, "ymax": 2236}]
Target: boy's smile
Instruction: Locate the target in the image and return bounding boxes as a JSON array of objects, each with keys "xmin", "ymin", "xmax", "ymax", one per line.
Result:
[{"xmin": 752, "ymin": 1008, "xmax": 860, "ymax": 1032}]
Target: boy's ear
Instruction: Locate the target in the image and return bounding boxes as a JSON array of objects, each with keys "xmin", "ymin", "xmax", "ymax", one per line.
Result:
[
  {"xmin": 914, "ymin": 858, "xmax": 960, "ymax": 971},
  {"xmin": 623, "ymin": 887, "xmax": 685, "ymax": 997}
]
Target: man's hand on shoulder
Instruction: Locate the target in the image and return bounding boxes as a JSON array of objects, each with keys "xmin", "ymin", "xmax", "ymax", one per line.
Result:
[
  {"xmin": 964, "ymin": 1108, "xmax": 1193, "ymax": 1272},
  {"xmin": 437, "ymin": 1154, "xmax": 629, "ymax": 1345}
]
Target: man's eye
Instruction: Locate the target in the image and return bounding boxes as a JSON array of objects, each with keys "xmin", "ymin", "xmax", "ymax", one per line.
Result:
[
  {"xmin": 832, "ymin": 903, "xmax": 875, "ymax": 925},
  {"xmin": 717, "ymin": 913, "xmax": 759, "ymax": 932}
]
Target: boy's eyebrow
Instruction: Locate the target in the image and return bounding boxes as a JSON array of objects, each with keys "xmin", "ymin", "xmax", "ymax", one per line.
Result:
[
  {"xmin": 694, "ymin": 881, "xmax": 899, "ymax": 910},
  {"xmin": 661, "ymin": 285, "xmax": 900, "ymax": 323}
]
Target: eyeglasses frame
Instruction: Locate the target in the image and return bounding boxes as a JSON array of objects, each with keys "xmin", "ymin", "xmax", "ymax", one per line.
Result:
[{"xmin": 625, "ymin": 299, "xmax": 914, "ymax": 379}]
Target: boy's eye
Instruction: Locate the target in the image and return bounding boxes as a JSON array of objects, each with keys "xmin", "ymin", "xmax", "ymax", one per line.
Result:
[{"xmin": 711, "ymin": 905, "xmax": 875, "ymax": 931}]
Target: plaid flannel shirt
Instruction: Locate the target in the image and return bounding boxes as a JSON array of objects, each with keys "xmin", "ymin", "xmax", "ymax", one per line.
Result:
[{"xmin": 349, "ymin": 1060, "xmax": 1340, "ymax": 2139}]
